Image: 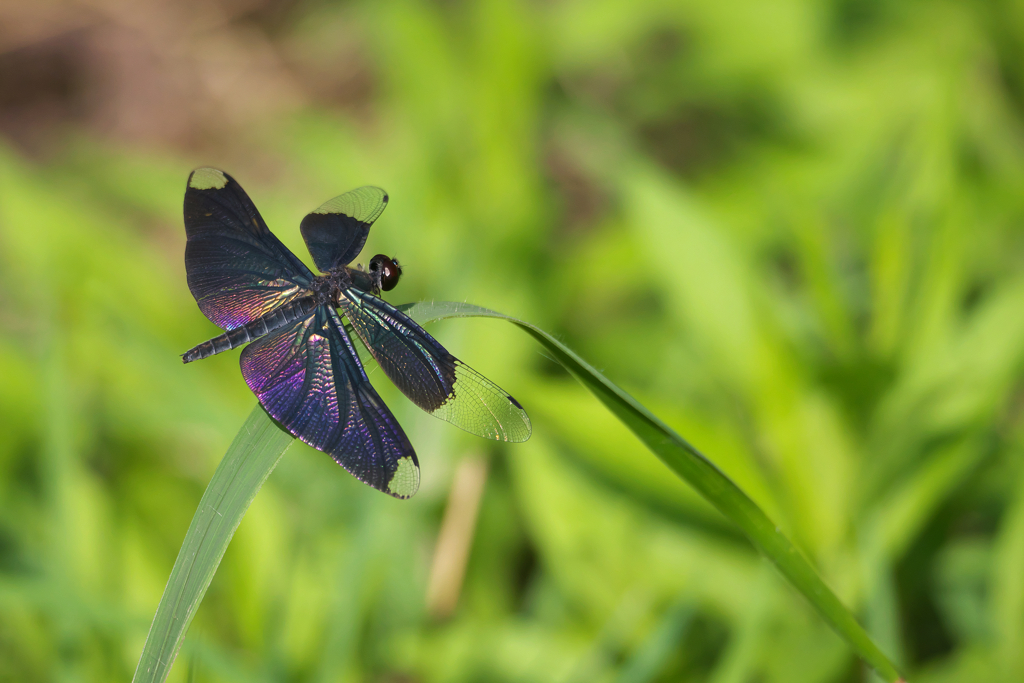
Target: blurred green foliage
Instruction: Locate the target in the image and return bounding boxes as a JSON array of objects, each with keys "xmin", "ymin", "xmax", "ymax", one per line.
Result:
[{"xmin": 2, "ymin": 0, "xmax": 1024, "ymax": 681}]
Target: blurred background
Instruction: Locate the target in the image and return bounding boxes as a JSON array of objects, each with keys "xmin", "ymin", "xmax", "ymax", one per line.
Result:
[{"xmin": 2, "ymin": 0, "xmax": 1024, "ymax": 681}]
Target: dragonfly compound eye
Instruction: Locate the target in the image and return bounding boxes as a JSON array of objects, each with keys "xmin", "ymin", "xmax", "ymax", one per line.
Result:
[{"xmin": 371, "ymin": 254, "xmax": 402, "ymax": 291}]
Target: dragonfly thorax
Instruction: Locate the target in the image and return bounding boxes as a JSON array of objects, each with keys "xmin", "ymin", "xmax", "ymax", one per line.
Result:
[{"xmin": 310, "ymin": 269, "xmax": 352, "ymax": 307}]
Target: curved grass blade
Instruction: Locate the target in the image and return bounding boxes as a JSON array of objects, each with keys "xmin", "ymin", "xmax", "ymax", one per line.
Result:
[
  {"xmin": 399, "ymin": 301, "xmax": 904, "ymax": 683},
  {"xmin": 132, "ymin": 405, "xmax": 294, "ymax": 683},
  {"xmin": 136, "ymin": 303, "xmax": 901, "ymax": 682}
]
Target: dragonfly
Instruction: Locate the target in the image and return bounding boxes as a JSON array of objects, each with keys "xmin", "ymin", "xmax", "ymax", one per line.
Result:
[{"xmin": 180, "ymin": 168, "xmax": 531, "ymax": 498}]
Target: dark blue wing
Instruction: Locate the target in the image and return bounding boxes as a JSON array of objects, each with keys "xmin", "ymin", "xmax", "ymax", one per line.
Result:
[
  {"xmin": 339, "ymin": 289, "xmax": 531, "ymax": 443},
  {"xmin": 184, "ymin": 167, "xmax": 315, "ymax": 330},
  {"xmin": 299, "ymin": 186, "xmax": 388, "ymax": 272},
  {"xmin": 239, "ymin": 304, "xmax": 419, "ymax": 498}
]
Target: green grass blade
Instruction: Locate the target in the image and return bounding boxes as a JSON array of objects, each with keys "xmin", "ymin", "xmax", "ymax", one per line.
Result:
[
  {"xmin": 132, "ymin": 405, "xmax": 293, "ymax": 683},
  {"xmin": 136, "ymin": 303, "xmax": 901, "ymax": 682},
  {"xmin": 400, "ymin": 301, "xmax": 904, "ymax": 683}
]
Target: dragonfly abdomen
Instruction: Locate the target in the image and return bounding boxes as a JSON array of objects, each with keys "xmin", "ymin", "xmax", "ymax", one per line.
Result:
[{"xmin": 182, "ymin": 297, "xmax": 316, "ymax": 363}]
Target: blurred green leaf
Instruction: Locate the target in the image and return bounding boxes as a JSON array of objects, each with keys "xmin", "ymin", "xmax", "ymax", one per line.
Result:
[{"xmin": 614, "ymin": 600, "xmax": 694, "ymax": 683}]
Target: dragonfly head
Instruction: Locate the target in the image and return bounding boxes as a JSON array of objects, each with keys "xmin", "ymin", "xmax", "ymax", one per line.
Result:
[{"xmin": 369, "ymin": 254, "xmax": 402, "ymax": 292}]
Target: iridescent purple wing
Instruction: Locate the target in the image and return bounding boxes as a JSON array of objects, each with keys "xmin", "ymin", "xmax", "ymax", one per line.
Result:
[
  {"xmin": 339, "ymin": 289, "xmax": 531, "ymax": 443},
  {"xmin": 184, "ymin": 168, "xmax": 315, "ymax": 330},
  {"xmin": 239, "ymin": 304, "xmax": 419, "ymax": 498},
  {"xmin": 300, "ymin": 186, "xmax": 388, "ymax": 272}
]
